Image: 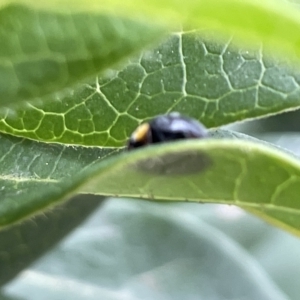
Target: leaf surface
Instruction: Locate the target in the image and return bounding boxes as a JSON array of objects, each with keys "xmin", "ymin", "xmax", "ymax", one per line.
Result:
[
  {"xmin": 0, "ymin": 3, "xmax": 164, "ymax": 108},
  {"xmin": 1, "ymin": 130, "xmax": 300, "ymax": 236},
  {"xmin": 2, "ymin": 32, "xmax": 300, "ymax": 146},
  {"xmin": 0, "ymin": 132, "xmax": 119, "ymax": 227}
]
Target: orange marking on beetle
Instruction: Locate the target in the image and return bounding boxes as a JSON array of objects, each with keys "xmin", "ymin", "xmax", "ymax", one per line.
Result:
[{"xmin": 132, "ymin": 123, "xmax": 150, "ymax": 142}]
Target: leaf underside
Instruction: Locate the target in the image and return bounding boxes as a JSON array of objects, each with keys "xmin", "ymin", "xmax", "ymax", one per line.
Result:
[
  {"xmin": 1, "ymin": 32, "xmax": 300, "ymax": 146},
  {"xmin": 0, "ymin": 3, "xmax": 164, "ymax": 108}
]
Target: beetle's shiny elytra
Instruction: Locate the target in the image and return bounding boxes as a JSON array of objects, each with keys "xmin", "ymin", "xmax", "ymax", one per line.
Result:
[{"xmin": 127, "ymin": 112, "xmax": 207, "ymax": 150}]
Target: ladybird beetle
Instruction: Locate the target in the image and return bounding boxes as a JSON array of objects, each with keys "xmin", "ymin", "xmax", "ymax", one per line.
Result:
[{"xmin": 127, "ymin": 112, "xmax": 207, "ymax": 150}]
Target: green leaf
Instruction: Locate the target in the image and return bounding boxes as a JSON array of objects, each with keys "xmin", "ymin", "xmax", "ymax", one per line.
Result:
[
  {"xmin": 0, "ymin": 132, "xmax": 108, "ymax": 288},
  {"xmin": 82, "ymin": 135, "xmax": 300, "ymax": 235},
  {"xmin": 0, "ymin": 132, "xmax": 119, "ymax": 226},
  {"xmin": 0, "ymin": 195, "xmax": 105, "ymax": 286},
  {"xmin": 2, "ymin": 32, "xmax": 300, "ymax": 146},
  {"xmin": 2, "ymin": 199, "xmax": 288, "ymax": 300},
  {"xmin": 2, "ymin": 130, "xmax": 300, "ymax": 236},
  {"xmin": 0, "ymin": 3, "xmax": 164, "ymax": 108},
  {"xmin": 28, "ymin": 0, "xmax": 300, "ymax": 60},
  {"xmin": 0, "ymin": 132, "xmax": 112, "ymax": 285}
]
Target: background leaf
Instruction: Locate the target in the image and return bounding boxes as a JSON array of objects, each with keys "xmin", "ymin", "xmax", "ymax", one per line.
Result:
[
  {"xmin": 0, "ymin": 3, "xmax": 164, "ymax": 108},
  {"xmin": 0, "ymin": 195, "xmax": 105, "ymax": 286},
  {"xmin": 1, "ymin": 198, "xmax": 289, "ymax": 300},
  {"xmin": 2, "ymin": 32, "xmax": 300, "ymax": 146},
  {"xmin": 17, "ymin": 0, "xmax": 300, "ymax": 61},
  {"xmin": 181, "ymin": 202, "xmax": 300, "ymax": 300}
]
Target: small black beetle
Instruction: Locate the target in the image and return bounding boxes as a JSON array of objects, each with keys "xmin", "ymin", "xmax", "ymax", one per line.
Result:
[{"xmin": 127, "ymin": 112, "xmax": 207, "ymax": 150}]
